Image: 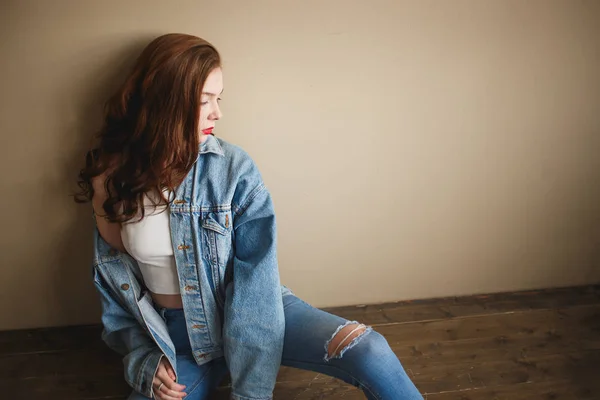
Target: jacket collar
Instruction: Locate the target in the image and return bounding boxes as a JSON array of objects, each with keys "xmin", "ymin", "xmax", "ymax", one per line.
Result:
[{"xmin": 199, "ymin": 135, "xmax": 225, "ymax": 156}]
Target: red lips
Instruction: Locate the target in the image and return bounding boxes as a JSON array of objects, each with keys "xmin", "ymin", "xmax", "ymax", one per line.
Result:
[{"xmin": 202, "ymin": 127, "xmax": 214, "ymax": 135}]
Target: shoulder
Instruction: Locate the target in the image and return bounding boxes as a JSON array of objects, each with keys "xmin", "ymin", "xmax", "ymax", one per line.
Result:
[
  {"xmin": 215, "ymin": 137, "xmax": 253, "ymax": 162},
  {"xmin": 214, "ymin": 137, "xmax": 261, "ymax": 177},
  {"xmin": 213, "ymin": 137, "xmax": 267, "ymax": 209}
]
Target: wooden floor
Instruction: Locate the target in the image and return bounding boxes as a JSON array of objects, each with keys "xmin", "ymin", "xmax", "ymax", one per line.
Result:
[{"xmin": 1, "ymin": 286, "xmax": 599, "ymax": 399}]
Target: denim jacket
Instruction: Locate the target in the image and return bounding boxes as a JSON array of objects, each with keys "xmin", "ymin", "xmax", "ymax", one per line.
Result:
[{"xmin": 92, "ymin": 135, "xmax": 287, "ymax": 400}]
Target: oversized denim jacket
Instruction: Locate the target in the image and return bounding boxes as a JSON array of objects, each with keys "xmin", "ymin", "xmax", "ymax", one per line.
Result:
[{"xmin": 92, "ymin": 135, "xmax": 287, "ymax": 400}]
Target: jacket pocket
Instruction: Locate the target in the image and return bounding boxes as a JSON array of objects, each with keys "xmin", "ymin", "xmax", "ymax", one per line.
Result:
[{"xmin": 201, "ymin": 211, "xmax": 234, "ymax": 300}]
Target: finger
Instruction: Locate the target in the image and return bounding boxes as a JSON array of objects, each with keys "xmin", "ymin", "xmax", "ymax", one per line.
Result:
[
  {"xmin": 158, "ymin": 393, "xmax": 180, "ymax": 400},
  {"xmin": 156, "ymin": 370, "xmax": 186, "ymax": 392},
  {"xmin": 152, "ymin": 381, "xmax": 163, "ymax": 400},
  {"xmin": 165, "ymin": 362, "xmax": 176, "ymax": 380},
  {"xmin": 161, "ymin": 375, "xmax": 187, "ymax": 393},
  {"xmin": 160, "ymin": 385, "xmax": 187, "ymax": 399},
  {"xmin": 156, "ymin": 363, "xmax": 167, "ymax": 376},
  {"xmin": 152, "ymin": 376, "xmax": 162, "ymax": 388},
  {"xmin": 152, "ymin": 378, "xmax": 166, "ymax": 400},
  {"xmin": 156, "ymin": 383, "xmax": 186, "ymax": 400}
]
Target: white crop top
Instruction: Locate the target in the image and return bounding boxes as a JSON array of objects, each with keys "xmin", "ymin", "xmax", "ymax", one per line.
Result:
[{"xmin": 120, "ymin": 191, "xmax": 180, "ymax": 295}]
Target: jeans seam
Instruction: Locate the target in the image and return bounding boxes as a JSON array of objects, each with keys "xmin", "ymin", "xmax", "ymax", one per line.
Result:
[
  {"xmin": 181, "ymin": 362, "xmax": 214, "ymax": 396},
  {"xmin": 282, "ymin": 358, "xmax": 381, "ymax": 400}
]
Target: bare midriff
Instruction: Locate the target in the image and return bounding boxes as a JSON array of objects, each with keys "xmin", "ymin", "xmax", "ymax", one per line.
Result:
[{"xmin": 151, "ymin": 292, "xmax": 184, "ymax": 309}]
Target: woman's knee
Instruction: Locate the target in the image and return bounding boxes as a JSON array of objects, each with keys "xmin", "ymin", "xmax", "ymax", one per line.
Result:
[
  {"xmin": 347, "ymin": 330, "xmax": 396, "ymax": 365},
  {"xmin": 325, "ymin": 323, "xmax": 393, "ymax": 362},
  {"xmin": 325, "ymin": 323, "xmax": 369, "ymax": 360},
  {"xmin": 354, "ymin": 330, "xmax": 394, "ymax": 359}
]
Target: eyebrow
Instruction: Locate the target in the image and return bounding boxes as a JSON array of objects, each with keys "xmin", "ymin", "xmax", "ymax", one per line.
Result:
[{"xmin": 202, "ymin": 90, "xmax": 224, "ymax": 96}]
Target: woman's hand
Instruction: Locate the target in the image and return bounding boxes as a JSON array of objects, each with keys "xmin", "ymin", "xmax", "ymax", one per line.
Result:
[{"xmin": 153, "ymin": 358, "xmax": 187, "ymax": 399}]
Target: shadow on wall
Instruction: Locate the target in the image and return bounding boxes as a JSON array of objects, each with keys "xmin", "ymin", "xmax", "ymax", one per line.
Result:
[{"xmin": 54, "ymin": 35, "xmax": 156, "ymax": 327}]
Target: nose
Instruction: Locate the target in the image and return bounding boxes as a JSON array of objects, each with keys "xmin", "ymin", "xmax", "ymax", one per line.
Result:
[{"xmin": 209, "ymin": 104, "xmax": 222, "ymax": 121}]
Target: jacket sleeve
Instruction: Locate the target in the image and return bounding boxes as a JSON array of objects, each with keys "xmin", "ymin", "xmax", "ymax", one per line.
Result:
[
  {"xmin": 223, "ymin": 162, "xmax": 285, "ymax": 400},
  {"xmin": 93, "ymin": 268, "xmax": 164, "ymax": 398}
]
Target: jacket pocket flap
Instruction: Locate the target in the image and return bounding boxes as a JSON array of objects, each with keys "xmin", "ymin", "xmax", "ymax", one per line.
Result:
[{"xmin": 202, "ymin": 214, "xmax": 229, "ymax": 235}]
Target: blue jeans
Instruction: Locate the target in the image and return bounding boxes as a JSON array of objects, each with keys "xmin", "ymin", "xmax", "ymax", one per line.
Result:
[{"xmin": 129, "ymin": 294, "xmax": 423, "ymax": 399}]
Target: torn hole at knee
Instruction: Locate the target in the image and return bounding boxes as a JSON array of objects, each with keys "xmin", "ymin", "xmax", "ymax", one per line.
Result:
[{"xmin": 325, "ymin": 322, "xmax": 370, "ymax": 361}]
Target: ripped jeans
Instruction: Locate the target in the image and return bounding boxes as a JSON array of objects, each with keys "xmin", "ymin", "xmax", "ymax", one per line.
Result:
[{"xmin": 129, "ymin": 294, "xmax": 423, "ymax": 400}]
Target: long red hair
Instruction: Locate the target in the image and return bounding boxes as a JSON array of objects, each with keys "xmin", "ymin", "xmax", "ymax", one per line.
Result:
[{"xmin": 74, "ymin": 33, "xmax": 221, "ymax": 222}]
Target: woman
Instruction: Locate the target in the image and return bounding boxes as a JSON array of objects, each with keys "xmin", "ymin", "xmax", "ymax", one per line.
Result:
[{"xmin": 76, "ymin": 33, "xmax": 422, "ymax": 400}]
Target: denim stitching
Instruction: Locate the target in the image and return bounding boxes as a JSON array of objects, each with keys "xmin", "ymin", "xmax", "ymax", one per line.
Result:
[
  {"xmin": 181, "ymin": 362, "xmax": 214, "ymax": 396},
  {"xmin": 234, "ymin": 183, "xmax": 266, "ymax": 217}
]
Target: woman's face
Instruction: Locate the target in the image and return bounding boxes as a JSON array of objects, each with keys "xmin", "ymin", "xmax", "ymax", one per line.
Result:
[{"xmin": 199, "ymin": 68, "xmax": 224, "ymax": 143}]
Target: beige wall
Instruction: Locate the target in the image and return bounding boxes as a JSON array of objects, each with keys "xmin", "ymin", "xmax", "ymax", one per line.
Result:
[{"xmin": 1, "ymin": 0, "xmax": 599, "ymax": 330}]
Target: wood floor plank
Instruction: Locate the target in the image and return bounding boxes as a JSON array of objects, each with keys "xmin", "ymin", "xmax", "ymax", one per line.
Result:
[
  {"xmin": 0, "ymin": 324, "xmax": 102, "ymax": 356},
  {"xmin": 377, "ymin": 304, "xmax": 600, "ymax": 346},
  {"xmin": 424, "ymin": 379, "xmax": 599, "ymax": 400},
  {"xmin": 328, "ymin": 285, "xmax": 600, "ymax": 325},
  {"xmin": 6, "ymin": 374, "xmax": 129, "ymax": 399},
  {"xmin": 0, "ymin": 349, "xmax": 122, "ymax": 380},
  {"xmin": 412, "ymin": 349, "xmax": 600, "ymax": 394}
]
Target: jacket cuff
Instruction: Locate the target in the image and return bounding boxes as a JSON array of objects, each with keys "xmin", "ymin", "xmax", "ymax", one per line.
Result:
[{"xmin": 134, "ymin": 350, "xmax": 163, "ymax": 398}]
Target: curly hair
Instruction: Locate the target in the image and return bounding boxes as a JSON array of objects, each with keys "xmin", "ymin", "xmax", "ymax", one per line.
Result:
[{"xmin": 74, "ymin": 33, "xmax": 221, "ymax": 223}]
